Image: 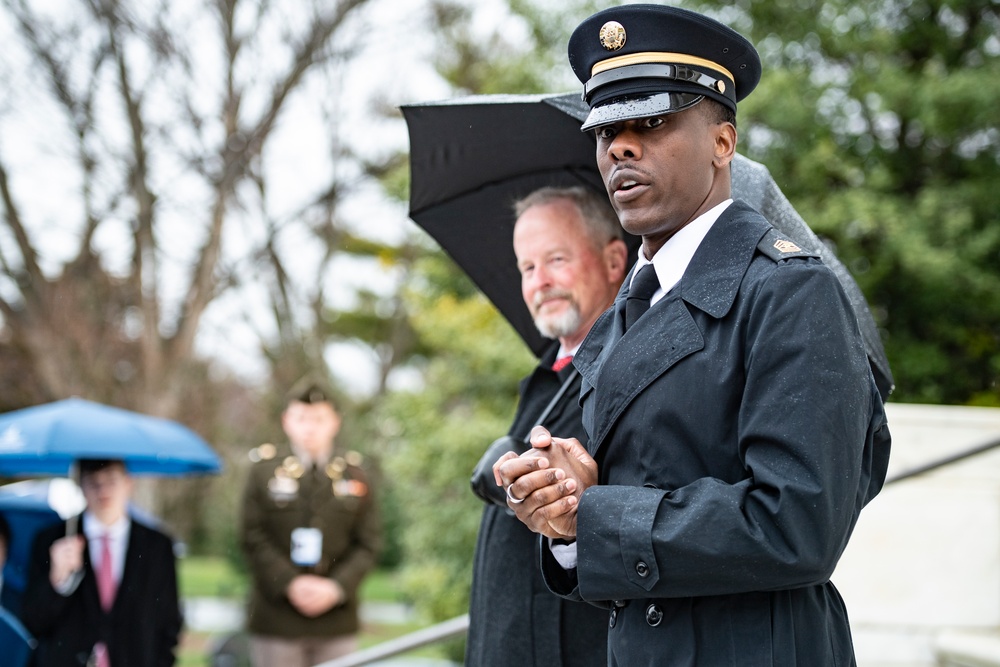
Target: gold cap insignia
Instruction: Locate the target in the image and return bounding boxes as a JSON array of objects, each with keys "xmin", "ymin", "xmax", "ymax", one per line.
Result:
[
  {"xmin": 599, "ymin": 21, "xmax": 626, "ymax": 51},
  {"xmin": 773, "ymin": 239, "xmax": 802, "ymax": 253},
  {"xmin": 717, "ymin": 80, "xmax": 726, "ymax": 94}
]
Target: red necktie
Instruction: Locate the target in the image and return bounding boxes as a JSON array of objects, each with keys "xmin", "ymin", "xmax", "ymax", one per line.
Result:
[
  {"xmin": 94, "ymin": 643, "xmax": 111, "ymax": 667},
  {"xmin": 94, "ymin": 534, "xmax": 116, "ymax": 667},
  {"xmin": 98, "ymin": 534, "xmax": 117, "ymax": 611},
  {"xmin": 552, "ymin": 355, "xmax": 573, "ymax": 372}
]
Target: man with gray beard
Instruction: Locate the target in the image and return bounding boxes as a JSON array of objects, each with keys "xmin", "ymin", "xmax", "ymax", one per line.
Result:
[{"xmin": 466, "ymin": 186, "xmax": 627, "ymax": 666}]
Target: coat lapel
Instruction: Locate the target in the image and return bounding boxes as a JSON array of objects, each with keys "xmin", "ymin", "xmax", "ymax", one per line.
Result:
[
  {"xmin": 113, "ymin": 521, "xmax": 139, "ymax": 614},
  {"xmin": 575, "ymin": 202, "xmax": 772, "ymax": 457}
]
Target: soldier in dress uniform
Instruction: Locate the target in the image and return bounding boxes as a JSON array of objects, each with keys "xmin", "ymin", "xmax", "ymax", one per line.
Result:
[
  {"xmin": 495, "ymin": 5, "xmax": 890, "ymax": 666},
  {"xmin": 240, "ymin": 379, "xmax": 382, "ymax": 667}
]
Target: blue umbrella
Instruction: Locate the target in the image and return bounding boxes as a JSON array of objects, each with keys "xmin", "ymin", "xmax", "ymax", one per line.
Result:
[
  {"xmin": 0, "ymin": 607, "xmax": 35, "ymax": 667},
  {"xmin": 0, "ymin": 398, "xmax": 221, "ymax": 476}
]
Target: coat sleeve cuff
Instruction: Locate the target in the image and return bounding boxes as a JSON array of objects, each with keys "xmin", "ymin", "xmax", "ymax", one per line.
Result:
[{"xmin": 578, "ymin": 485, "xmax": 665, "ymax": 600}]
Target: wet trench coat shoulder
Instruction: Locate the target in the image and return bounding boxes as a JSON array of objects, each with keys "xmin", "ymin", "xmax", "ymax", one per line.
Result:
[
  {"xmin": 542, "ymin": 201, "xmax": 891, "ymax": 667},
  {"xmin": 467, "ymin": 346, "xmax": 609, "ymax": 667}
]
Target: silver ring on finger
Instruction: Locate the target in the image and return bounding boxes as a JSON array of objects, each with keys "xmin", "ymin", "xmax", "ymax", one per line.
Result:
[{"xmin": 506, "ymin": 484, "xmax": 525, "ymax": 504}]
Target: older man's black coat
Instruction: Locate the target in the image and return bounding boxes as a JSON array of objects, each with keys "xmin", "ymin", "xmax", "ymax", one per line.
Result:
[
  {"xmin": 22, "ymin": 517, "xmax": 182, "ymax": 667},
  {"xmin": 467, "ymin": 348, "xmax": 609, "ymax": 667},
  {"xmin": 542, "ymin": 202, "xmax": 891, "ymax": 667}
]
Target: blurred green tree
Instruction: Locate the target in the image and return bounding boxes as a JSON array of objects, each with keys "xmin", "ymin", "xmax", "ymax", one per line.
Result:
[{"xmin": 719, "ymin": 0, "xmax": 1000, "ymax": 405}]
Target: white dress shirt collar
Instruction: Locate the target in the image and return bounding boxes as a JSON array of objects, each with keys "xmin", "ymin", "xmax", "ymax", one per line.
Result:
[
  {"xmin": 83, "ymin": 511, "xmax": 131, "ymax": 585},
  {"xmin": 291, "ymin": 446, "xmax": 330, "ymax": 469},
  {"xmin": 555, "ymin": 343, "xmax": 581, "ymax": 360},
  {"xmin": 630, "ymin": 199, "xmax": 732, "ymax": 305}
]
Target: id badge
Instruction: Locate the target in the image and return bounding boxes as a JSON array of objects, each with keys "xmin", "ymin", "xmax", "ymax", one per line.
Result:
[{"xmin": 290, "ymin": 527, "xmax": 323, "ymax": 566}]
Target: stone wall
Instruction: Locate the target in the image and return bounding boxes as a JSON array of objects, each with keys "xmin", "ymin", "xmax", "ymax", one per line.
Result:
[{"xmin": 833, "ymin": 403, "xmax": 1000, "ymax": 667}]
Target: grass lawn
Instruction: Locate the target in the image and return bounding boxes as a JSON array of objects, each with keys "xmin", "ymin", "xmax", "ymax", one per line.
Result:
[{"xmin": 177, "ymin": 557, "xmax": 456, "ymax": 666}]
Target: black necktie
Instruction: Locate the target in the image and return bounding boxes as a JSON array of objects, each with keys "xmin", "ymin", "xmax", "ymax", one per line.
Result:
[{"xmin": 625, "ymin": 264, "xmax": 660, "ymax": 331}]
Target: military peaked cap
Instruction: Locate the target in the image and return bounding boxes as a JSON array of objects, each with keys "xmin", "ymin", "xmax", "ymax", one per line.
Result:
[
  {"xmin": 568, "ymin": 4, "xmax": 761, "ymax": 130},
  {"xmin": 286, "ymin": 375, "xmax": 337, "ymax": 407}
]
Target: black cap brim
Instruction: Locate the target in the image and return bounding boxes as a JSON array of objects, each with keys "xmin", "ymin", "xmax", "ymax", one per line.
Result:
[{"xmin": 580, "ymin": 92, "xmax": 704, "ymax": 131}]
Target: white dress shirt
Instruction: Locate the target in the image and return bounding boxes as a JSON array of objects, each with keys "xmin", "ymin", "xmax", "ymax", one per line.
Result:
[
  {"xmin": 84, "ymin": 512, "xmax": 131, "ymax": 586},
  {"xmin": 57, "ymin": 513, "xmax": 131, "ymax": 597}
]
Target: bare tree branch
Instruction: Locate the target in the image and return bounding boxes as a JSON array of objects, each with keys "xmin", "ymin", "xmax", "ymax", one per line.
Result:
[
  {"xmin": 97, "ymin": 2, "xmax": 165, "ymax": 397},
  {"xmin": 170, "ymin": 0, "xmax": 367, "ymax": 374},
  {"xmin": 0, "ymin": 159, "xmax": 43, "ymax": 297}
]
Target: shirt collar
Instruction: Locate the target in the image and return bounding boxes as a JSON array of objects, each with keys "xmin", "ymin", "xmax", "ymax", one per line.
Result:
[
  {"xmin": 82, "ymin": 511, "xmax": 130, "ymax": 540},
  {"xmin": 630, "ymin": 199, "xmax": 732, "ymax": 304},
  {"xmin": 291, "ymin": 446, "xmax": 331, "ymax": 468},
  {"xmin": 556, "ymin": 343, "xmax": 581, "ymax": 359}
]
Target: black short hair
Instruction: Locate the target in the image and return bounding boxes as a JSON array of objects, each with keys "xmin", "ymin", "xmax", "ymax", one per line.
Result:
[
  {"xmin": 78, "ymin": 459, "xmax": 127, "ymax": 478},
  {"xmin": 701, "ymin": 97, "xmax": 737, "ymax": 128}
]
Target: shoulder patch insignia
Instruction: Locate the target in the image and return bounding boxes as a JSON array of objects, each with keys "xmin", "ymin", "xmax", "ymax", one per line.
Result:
[
  {"xmin": 757, "ymin": 229, "xmax": 818, "ymax": 262},
  {"xmin": 773, "ymin": 239, "xmax": 802, "ymax": 253}
]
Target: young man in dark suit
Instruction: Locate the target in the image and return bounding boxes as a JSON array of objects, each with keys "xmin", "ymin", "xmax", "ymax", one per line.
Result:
[
  {"xmin": 496, "ymin": 5, "xmax": 891, "ymax": 666},
  {"xmin": 23, "ymin": 459, "xmax": 182, "ymax": 667}
]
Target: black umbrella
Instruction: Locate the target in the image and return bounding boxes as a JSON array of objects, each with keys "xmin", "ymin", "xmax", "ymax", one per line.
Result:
[
  {"xmin": 403, "ymin": 93, "xmax": 617, "ymax": 361},
  {"xmin": 402, "ymin": 93, "xmax": 893, "ymax": 399}
]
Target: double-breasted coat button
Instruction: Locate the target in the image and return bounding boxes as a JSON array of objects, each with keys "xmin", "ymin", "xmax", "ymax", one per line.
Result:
[
  {"xmin": 635, "ymin": 561, "xmax": 650, "ymax": 577},
  {"xmin": 645, "ymin": 604, "xmax": 663, "ymax": 627},
  {"xmin": 609, "ymin": 608, "xmax": 618, "ymax": 628}
]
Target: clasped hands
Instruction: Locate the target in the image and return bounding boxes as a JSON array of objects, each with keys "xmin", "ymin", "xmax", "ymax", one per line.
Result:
[
  {"xmin": 492, "ymin": 425, "xmax": 597, "ymax": 540},
  {"xmin": 287, "ymin": 574, "xmax": 344, "ymax": 618}
]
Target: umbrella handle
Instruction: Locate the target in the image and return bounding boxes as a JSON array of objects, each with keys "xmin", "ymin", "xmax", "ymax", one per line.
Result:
[{"xmin": 67, "ymin": 461, "xmax": 80, "ymax": 537}]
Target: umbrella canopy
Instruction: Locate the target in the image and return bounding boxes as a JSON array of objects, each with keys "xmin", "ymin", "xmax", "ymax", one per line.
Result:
[
  {"xmin": 404, "ymin": 93, "xmax": 617, "ymax": 363},
  {"xmin": 0, "ymin": 607, "xmax": 34, "ymax": 667},
  {"xmin": 403, "ymin": 92, "xmax": 893, "ymax": 399},
  {"xmin": 0, "ymin": 398, "xmax": 222, "ymax": 477}
]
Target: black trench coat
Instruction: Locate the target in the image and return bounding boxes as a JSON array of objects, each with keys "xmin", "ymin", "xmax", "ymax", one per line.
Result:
[
  {"xmin": 467, "ymin": 348, "xmax": 609, "ymax": 667},
  {"xmin": 542, "ymin": 202, "xmax": 891, "ymax": 667}
]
